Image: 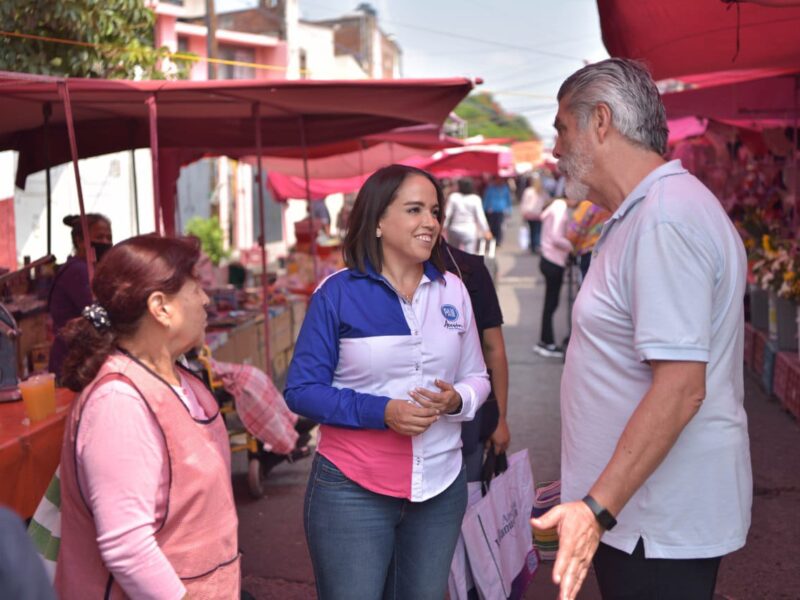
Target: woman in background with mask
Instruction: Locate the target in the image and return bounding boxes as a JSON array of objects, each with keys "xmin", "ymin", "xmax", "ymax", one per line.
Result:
[{"xmin": 48, "ymin": 213, "xmax": 112, "ymax": 379}]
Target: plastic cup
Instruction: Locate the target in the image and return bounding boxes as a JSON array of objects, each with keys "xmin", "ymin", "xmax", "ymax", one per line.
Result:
[{"xmin": 19, "ymin": 373, "xmax": 56, "ymax": 423}]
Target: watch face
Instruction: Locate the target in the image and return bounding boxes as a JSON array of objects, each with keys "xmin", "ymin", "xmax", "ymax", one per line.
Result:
[
  {"xmin": 583, "ymin": 495, "xmax": 617, "ymax": 531},
  {"xmin": 599, "ymin": 510, "xmax": 617, "ymax": 531}
]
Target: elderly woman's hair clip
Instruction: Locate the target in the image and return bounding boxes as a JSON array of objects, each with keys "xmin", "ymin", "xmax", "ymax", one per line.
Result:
[{"xmin": 82, "ymin": 303, "xmax": 111, "ymax": 332}]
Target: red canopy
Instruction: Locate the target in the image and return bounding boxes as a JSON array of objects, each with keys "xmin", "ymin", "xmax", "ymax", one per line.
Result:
[
  {"xmin": 268, "ymin": 172, "xmax": 368, "ymax": 201},
  {"xmin": 667, "ymin": 117, "xmax": 709, "ymax": 144},
  {"xmin": 410, "ymin": 146, "xmax": 514, "ymax": 178},
  {"xmin": 257, "ymin": 124, "xmax": 463, "ymax": 179},
  {"xmin": 598, "ymin": 0, "xmax": 800, "ymax": 80},
  {"xmin": 662, "ymin": 72, "xmax": 800, "ymax": 129},
  {"xmin": 0, "ymin": 73, "xmax": 474, "ymax": 188}
]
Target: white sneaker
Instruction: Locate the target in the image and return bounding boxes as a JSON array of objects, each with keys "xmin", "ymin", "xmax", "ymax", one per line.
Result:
[{"xmin": 533, "ymin": 342, "xmax": 564, "ymax": 358}]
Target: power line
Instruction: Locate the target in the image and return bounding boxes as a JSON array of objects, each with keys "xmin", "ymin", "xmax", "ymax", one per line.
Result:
[{"xmin": 300, "ymin": 1, "xmax": 587, "ymax": 63}]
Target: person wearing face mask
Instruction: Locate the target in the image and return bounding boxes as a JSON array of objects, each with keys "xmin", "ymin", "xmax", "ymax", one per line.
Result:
[
  {"xmin": 47, "ymin": 213, "xmax": 112, "ymax": 380},
  {"xmin": 285, "ymin": 165, "xmax": 490, "ymax": 600}
]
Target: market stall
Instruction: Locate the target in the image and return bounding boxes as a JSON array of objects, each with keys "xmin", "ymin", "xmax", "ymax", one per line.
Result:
[
  {"xmin": 0, "ymin": 388, "xmax": 74, "ymax": 519},
  {"xmin": 0, "ymin": 72, "xmax": 474, "ymax": 516}
]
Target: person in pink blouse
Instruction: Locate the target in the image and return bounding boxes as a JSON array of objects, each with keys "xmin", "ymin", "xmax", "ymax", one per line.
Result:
[{"xmin": 55, "ymin": 235, "xmax": 239, "ymax": 600}]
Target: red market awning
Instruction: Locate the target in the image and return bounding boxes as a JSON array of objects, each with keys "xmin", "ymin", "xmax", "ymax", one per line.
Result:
[
  {"xmin": 0, "ymin": 73, "xmax": 474, "ymax": 188},
  {"xmin": 256, "ymin": 124, "xmax": 463, "ymax": 179},
  {"xmin": 667, "ymin": 117, "xmax": 709, "ymax": 144},
  {"xmin": 409, "ymin": 146, "xmax": 515, "ymax": 178},
  {"xmin": 597, "ymin": 0, "xmax": 800, "ymax": 81},
  {"xmin": 662, "ymin": 73, "xmax": 800, "ymax": 129},
  {"xmin": 268, "ymin": 172, "xmax": 368, "ymax": 201}
]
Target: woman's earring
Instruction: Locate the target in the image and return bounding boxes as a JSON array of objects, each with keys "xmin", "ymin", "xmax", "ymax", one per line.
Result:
[{"xmin": 376, "ymin": 229, "xmax": 382, "ymax": 238}]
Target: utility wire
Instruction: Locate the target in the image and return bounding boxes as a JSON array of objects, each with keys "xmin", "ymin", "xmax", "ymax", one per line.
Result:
[
  {"xmin": 0, "ymin": 29, "xmax": 309, "ymax": 74},
  {"xmin": 301, "ymin": 0, "xmax": 587, "ymax": 63}
]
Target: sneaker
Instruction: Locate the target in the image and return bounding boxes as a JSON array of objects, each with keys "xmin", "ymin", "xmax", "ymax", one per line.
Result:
[{"xmin": 533, "ymin": 342, "xmax": 564, "ymax": 358}]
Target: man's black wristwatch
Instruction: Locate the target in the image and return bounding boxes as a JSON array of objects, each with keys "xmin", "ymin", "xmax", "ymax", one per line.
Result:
[{"xmin": 582, "ymin": 495, "xmax": 617, "ymax": 531}]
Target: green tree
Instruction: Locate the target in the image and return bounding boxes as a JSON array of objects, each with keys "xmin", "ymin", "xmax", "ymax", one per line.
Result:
[
  {"xmin": 0, "ymin": 0, "xmax": 173, "ymax": 78},
  {"xmin": 186, "ymin": 216, "xmax": 230, "ymax": 266},
  {"xmin": 455, "ymin": 93, "xmax": 539, "ymax": 142}
]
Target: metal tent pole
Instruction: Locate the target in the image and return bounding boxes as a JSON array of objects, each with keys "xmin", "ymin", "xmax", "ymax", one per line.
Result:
[
  {"xmin": 298, "ymin": 116, "xmax": 319, "ymax": 284},
  {"xmin": 42, "ymin": 103, "xmax": 52, "ymax": 255},
  {"xmin": 57, "ymin": 82, "xmax": 94, "ymax": 284},
  {"xmin": 253, "ymin": 103, "xmax": 272, "ymax": 376},
  {"xmin": 147, "ymin": 95, "xmax": 162, "ymax": 236}
]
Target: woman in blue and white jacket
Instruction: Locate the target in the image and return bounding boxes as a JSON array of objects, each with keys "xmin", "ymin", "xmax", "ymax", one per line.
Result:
[{"xmin": 285, "ymin": 164, "xmax": 490, "ymax": 600}]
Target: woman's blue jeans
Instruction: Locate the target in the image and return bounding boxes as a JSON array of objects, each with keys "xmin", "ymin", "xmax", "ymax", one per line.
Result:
[{"xmin": 304, "ymin": 453, "xmax": 467, "ymax": 600}]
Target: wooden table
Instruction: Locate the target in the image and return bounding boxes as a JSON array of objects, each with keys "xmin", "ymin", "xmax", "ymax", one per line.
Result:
[{"xmin": 0, "ymin": 388, "xmax": 75, "ymax": 519}]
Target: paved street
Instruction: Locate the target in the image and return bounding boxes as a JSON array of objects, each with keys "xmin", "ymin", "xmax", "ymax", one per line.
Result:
[{"xmin": 235, "ymin": 212, "xmax": 800, "ymax": 599}]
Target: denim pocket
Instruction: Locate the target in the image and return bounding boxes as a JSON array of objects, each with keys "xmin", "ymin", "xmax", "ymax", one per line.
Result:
[{"xmin": 314, "ymin": 456, "xmax": 350, "ymax": 487}]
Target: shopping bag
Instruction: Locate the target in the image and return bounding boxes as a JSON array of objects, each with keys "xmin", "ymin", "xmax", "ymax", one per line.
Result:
[
  {"xmin": 448, "ymin": 450, "xmax": 507, "ymax": 600},
  {"xmin": 27, "ymin": 466, "xmax": 62, "ymax": 582},
  {"xmin": 461, "ymin": 449, "xmax": 537, "ymax": 600},
  {"xmin": 448, "ymin": 482, "xmax": 484, "ymax": 600}
]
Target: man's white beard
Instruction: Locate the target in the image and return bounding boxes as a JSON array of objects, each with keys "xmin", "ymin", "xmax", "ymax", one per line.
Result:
[
  {"xmin": 559, "ymin": 139, "xmax": 593, "ymax": 201},
  {"xmin": 565, "ymin": 178, "xmax": 590, "ymax": 202}
]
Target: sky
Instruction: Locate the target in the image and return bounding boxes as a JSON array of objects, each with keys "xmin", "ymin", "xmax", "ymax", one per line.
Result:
[{"xmin": 217, "ymin": 0, "xmax": 610, "ymax": 146}]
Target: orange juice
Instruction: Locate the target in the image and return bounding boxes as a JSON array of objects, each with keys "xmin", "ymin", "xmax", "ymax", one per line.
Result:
[{"xmin": 19, "ymin": 373, "xmax": 56, "ymax": 423}]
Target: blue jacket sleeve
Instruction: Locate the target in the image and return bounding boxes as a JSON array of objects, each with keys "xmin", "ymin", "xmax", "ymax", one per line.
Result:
[{"xmin": 284, "ymin": 289, "xmax": 390, "ymax": 429}]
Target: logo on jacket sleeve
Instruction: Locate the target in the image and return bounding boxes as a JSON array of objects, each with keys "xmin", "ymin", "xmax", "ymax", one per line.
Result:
[{"xmin": 441, "ymin": 304, "xmax": 464, "ymax": 331}]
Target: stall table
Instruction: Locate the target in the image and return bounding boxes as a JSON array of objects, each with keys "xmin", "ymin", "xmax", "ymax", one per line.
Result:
[
  {"xmin": 774, "ymin": 352, "xmax": 800, "ymax": 422},
  {"xmin": 0, "ymin": 388, "xmax": 75, "ymax": 519},
  {"xmin": 206, "ymin": 306, "xmax": 296, "ymax": 388}
]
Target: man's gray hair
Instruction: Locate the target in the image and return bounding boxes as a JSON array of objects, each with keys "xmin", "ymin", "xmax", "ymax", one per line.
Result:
[{"xmin": 557, "ymin": 58, "xmax": 668, "ymax": 155}]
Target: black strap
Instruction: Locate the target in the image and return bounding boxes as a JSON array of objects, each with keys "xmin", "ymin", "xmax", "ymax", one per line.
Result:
[{"xmin": 480, "ymin": 448, "xmax": 508, "ymax": 496}]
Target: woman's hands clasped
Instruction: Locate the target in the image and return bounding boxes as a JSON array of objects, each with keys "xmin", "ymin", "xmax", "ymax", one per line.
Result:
[
  {"xmin": 384, "ymin": 400, "xmax": 439, "ymax": 436},
  {"xmin": 384, "ymin": 379, "xmax": 462, "ymax": 436}
]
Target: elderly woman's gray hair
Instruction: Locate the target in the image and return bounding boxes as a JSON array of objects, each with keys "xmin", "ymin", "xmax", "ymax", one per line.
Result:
[{"xmin": 557, "ymin": 58, "xmax": 668, "ymax": 156}]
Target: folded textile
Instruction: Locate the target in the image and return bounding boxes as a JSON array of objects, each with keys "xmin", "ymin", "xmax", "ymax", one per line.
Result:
[
  {"xmin": 531, "ymin": 480, "xmax": 560, "ymax": 561},
  {"xmin": 211, "ymin": 359, "xmax": 298, "ymax": 455}
]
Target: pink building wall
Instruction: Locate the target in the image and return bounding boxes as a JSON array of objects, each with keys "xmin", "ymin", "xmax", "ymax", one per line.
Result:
[{"xmin": 154, "ymin": 8, "xmax": 289, "ymax": 82}]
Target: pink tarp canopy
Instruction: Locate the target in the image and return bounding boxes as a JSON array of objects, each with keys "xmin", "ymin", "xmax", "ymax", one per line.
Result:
[
  {"xmin": 598, "ymin": 0, "xmax": 800, "ymax": 81},
  {"xmin": 258, "ymin": 124, "xmax": 463, "ymax": 179},
  {"xmin": 0, "ymin": 73, "xmax": 474, "ymax": 189},
  {"xmin": 267, "ymin": 142, "xmax": 511, "ymax": 201},
  {"xmin": 411, "ymin": 146, "xmax": 514, "ymax": 178},
  {"xmin": 662, "ymin": 73, "xmax": 800, "ymax": 129},
  {"xmin": 0, "ymin": 72, "xmax": 473, "ymax": 236},
  {"xmin": 667, "ymin": 117, "xmax": 709, "ymax": 144},
  {"xmin": 268, "ymin": 172, "xmax": 368, "ymax": 200}
]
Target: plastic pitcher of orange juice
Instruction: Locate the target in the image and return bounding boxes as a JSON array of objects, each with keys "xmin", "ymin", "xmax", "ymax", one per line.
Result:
[{"xmin": 19, "ymin": 373, "xmax": 56, "ymax": 423}]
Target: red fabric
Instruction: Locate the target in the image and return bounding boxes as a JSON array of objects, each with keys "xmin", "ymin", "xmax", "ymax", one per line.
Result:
[
  {"xmin": 267, "ymin": 145, "xmax": 516, "ymax": 200},
  {"xmin": 662, "ymin": 73, "xmax": 799, "ymax": 129},
  {"xmin": 598, "ymin": 0, "xmax": 800, "ymax": 80},
  {"xmin": 268, "ymin": 171, "xmax": 368, "ymax": 201},
  {"xmin": 410, "ymin": 147, "xmax": 514, "ymax": 178},
  {"xmin": 255, "ymin": 124, "xmax": 463, "ymax": 179},
  {"xmin": 211, "ymin": 359, "xmax": 298, "ymax": 455},
  {"xmin": 0, "ymin": 73, "xmax": 473, "ymax": 190},
  {"xmin": 259, "ymin": 142, "xmax": 440, "ymax": 179},
  {"xmin": 667, "ymin": 117, "xmax": 709, "ymax": 144}
]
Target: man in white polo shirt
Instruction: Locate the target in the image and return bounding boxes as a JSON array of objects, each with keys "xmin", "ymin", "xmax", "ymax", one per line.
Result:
[{"xmin": 532, "ymin": 58, "xmax": 752, "ymax": 600}]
